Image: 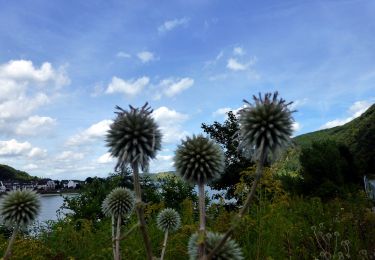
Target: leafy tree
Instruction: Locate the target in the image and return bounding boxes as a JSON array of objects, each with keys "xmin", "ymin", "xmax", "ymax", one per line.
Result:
[
  {"xmin": 202, "ymin": 111, "xmax": 253, "ymax": 200},
  {"xmin": 299, "ymin": 140, "xmax": 360, "ymax": 198},
  {"xmin": 158, "ymin": 175, "xmax": 197, "ymax": 211}
]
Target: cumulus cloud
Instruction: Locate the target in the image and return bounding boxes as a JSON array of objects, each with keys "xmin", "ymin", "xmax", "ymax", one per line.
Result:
[
  {"xmin": 227, "ymin": 58, "xmax": 248, "ymax": 71},
  {"xmin": 212, "ymin": 107, "xmax": 232, "ymax": 117},
  {"xmin": 97, "ymin": 153, "xmax": 115, "ymax": 164},
  {"xmin": 158, "ymin": 17, "xmax": 189, "ymax": 33},
  {"xmin": 149, "ymin": 154, "xmax": 174, "ymax": 172},
  {"xmin": 66, "ymin": 119, "xmax": 112, "ymax": 146},
  {"xmin": 152, "ymin": 107, "xmax": 189, "ymax": 143},
  {"xmin": 15, "ymin": 115, "xmax": 56, "ymax": 136},
  {"xmin": 154, "ymin": 77, "xmax": 194, "ymax": 99},
  {"xmin": 321, "ymin": 100, "xmax": 372, "ymax": 129},
  {"xmin": 23, "ymin": 163, "xmax": 39, "ymax": 170},
  {"xmin": 106, "ymin": 76, "xmax": 149, "ymax": 97},
  {"xmin": 0, "ymin": 139, "xmax": 47, "ymax": 159},
  {"xmin": 292, "ymin": 122, "xmax": 301, "ymax": 132},
  {"xmin": 0, "ymin": 59, "xmax": 70, "ymax": 86},
  {"xmin": 137, "ymin": 51, "xmax": 155, "ymax": 63}
]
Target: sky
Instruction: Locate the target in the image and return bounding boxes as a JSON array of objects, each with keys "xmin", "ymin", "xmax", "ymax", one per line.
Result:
[{"xmin": 0, "ymin": 0, "xmax": 374, "ymax": 180}]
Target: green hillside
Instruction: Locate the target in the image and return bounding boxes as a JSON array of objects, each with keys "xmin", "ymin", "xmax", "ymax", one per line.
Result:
[
  {"xmin": 294, "ymin": 104, "xmax": 375, "ymax": 175},
  {"xmin": 0, "ymin": 164, "xmax": 39, "ymax": 181}
]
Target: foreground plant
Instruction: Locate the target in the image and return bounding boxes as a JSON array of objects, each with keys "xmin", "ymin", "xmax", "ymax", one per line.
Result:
[
  {"xmin": 175, "ymin": 135, "xmax": 224, "ymax": 259},
  {"xmin": 188, "ymin": 232, "xmax": 243, "ymax": 260},
  {"xmin": 208, "ymin": 92, "xmax": 294, "ymax": 259},
  {"xmin": 0, "ymin": 190, "xmax": 40, "ymax": 260},
  {"xmin": 102, "ymin": 187, "xmax": 135, "ymax": 260},
  {"xmin": 106, "ymin": 102, "xmax": 162, "ymax": 260},
  {"xmin": 157, "ymin": 208, "xmax": 181, "ymax": 260}
]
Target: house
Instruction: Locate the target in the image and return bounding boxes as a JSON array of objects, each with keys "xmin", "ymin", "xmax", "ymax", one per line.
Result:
[
  {"xmin": 67, "ymin": 180, "xmax": 77, "ymax": 189},
  {"xmin": 0, "ymin": 181, "xmax": 6, "ymax": 193}
]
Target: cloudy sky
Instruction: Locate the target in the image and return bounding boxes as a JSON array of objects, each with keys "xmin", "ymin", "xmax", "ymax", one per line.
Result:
[{"xmin": 0, "ymin": 0, "xmax": 374, "ymax": 180}]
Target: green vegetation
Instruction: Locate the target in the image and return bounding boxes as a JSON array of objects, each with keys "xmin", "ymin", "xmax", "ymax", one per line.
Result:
[
  {"xmin": 0, "ymin": 164, "xmax": 38, "ymax": 181},
  {"xmin": 0, "ymin": 99, "xmax": 374, "ymax": 259}
]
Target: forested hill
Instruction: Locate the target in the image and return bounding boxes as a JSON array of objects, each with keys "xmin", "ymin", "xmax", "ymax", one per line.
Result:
[
  {"xmin": 0, "ymin": 164, "xmax": 39, "ymax": 181},
  {"xmin": 294, "ymin": 104, "xmax": 375, "ymax": 175}
]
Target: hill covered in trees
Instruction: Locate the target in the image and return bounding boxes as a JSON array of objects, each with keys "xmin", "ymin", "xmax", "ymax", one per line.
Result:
[
  {"xmin": 0, "ymin": 164, "xmax": 38, "ymax": 181},
  {"xmin": 294, "ymin": 104, "xmax": 375, "ymax": 175}
]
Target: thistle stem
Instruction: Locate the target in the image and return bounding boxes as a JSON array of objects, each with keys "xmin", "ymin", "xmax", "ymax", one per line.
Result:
[
  {"xmin": 160, "ymin": 230, "xmax": 169, "ymax": 260},
  {"xmin": 207, "ymin": 145, "xmax": 267, "ymax": 260},
  {"xmin": 3, "ymin": 227, "xmax": 18, "ymax": 260},
  {"xmin": 198, "ymin": 182, "xmax": 207, "ymax": 260},
  {"xmin": 119, "ymin": 223, "xmax": 139, "ymax": 241},
  {"xmin": 132, "ymin": 162, "xmax": 153, "ymax": 260},
  {"xmin": 115, "ymin": 216, "xmax": 121, "ymax": 260},
  {"xmin": 112, "ymin": 215, "xmax": 116, "ymax": 260}
]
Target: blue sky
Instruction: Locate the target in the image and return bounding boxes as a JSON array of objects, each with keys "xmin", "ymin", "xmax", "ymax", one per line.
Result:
[{"xmin": 0, "ymin": 0, "xmax": 374, "ymax": 180}]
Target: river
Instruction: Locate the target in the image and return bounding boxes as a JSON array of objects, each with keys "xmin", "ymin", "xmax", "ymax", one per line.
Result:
[{"xmin": 0, "ymin": 193, "xmax": 77, "ymax": 223}]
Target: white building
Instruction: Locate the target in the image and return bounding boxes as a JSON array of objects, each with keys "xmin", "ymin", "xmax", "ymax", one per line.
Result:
[{"xmin": 67, "ymin": 180, "xmax": 77, "ymax": 189}]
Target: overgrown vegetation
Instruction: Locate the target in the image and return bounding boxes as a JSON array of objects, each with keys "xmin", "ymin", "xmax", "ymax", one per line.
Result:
[{"xmin": 0, "ymin": 99, "xmax": 374, "ymax": 259}]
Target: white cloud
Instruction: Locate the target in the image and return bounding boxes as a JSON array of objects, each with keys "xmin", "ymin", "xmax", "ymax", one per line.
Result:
[
  {"xmin": 106, "ymin": 76, "xmax": 149, "ymax": 97},
  {"xmin": 0, "ymin": 59, "xmax": 69, "ymax": 86},
  {"xmin": 321, "ymin": 100, "xmax": 372, "ymax": 129},
  {"xmin": 227, "ymin": 58, "xmax": 247, "ymax": 71},
  {"xmin": 23, "ymin": 163, "xmax": 39, "ymax": 170},
  {"xmin": 213, "ymin": 107, "xmax": 231, "ymax": 117},
  {"xmin": 152, "ymin": 107, "xmax": 189, "ymax": 143},
  {"xmin": 289, "ymin": 98, "xmax": 308, "ymax": 110},
  {"xmin": 233, "ymin": 47, "xmax": 245, "ymax": 56},
  {"xmin": 0, "ymin": 139, "xmax": 32, "ymax": 156},
  {"xmin": 116, "ymin": 52, "xmax": 131, "ymax": 58},
  {"xmin": 28, "ymin": 147, "xmax": 47, "ymax": 159},
  {"xmin": 67, "ymin": 119, "xmax": 112, "ymax": 146},
  {"xmin": 0, "ymin": 139, "xmax": 47, "ymax": 159},
  {"xmin": 56, "ymin": 151, "xmax": 85, "ymax": 161},
  {"xmin": 16, "ymin": 115, "xmax": 56, "ymax": 136},
  {"xmin": 292, "ymin": 122, "xmax": 301, "ymax": 132},
  {"xmin": 137, "ymin": 51, "xmax": 155, "ymax": 63},
  {"xmin": 97, "ymin": 153, "xmax": 115, "ymax": 164},
  {"xmin": 0, "ymin": 93, "xmax": 50, "ymax": 119},
  {"xmin": 158, "ymin": 18, "xmax": 189, "ymax": 33},
  {"xmin": 149, "ymin": 154, "xmax": 174, "ymax": 172},
  {"xmin": 159, "ymin": 77, "xmax": 194, "ymax": 98}
]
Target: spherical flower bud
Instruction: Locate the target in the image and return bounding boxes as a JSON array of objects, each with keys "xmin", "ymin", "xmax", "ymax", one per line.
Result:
[
  {"xmin": 106, "ymin": 103, "xmax": 162, "ymax": 171},
  {"xmin": 156, "ymin": 208, "xmax": 181, "ymax": 232},
  {"xmin": 238, "ymin": 92, "xmax": 294, "ymax": 158},
  {"xmin": 174, "ymin": 135, "xmax": 224, "ymax": 184},
  {"xmin": 0, "ymin": 190, "xmax": 40, "ymax": 227},
  {"xmin": 188, "ymin": 231, "xmax": 243, "ymax": 260},
  {"xmin": 102, "ymin": 187, "xmax": 135, "ymax": 217}
]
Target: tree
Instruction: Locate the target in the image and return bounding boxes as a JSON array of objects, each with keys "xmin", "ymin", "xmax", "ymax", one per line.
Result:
[{"xmin": 201, "ymin": 111, "xmax": 253, "ymax": 200}]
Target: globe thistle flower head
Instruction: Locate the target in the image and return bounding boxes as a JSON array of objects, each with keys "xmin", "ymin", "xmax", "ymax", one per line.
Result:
[
  {"xmin": 106, "ymin": 102, "xmax": 162, "ymax": 171},
  {"xmin": 174, "ymin": 135, "xmax": 224, "ymax": 184},
  {"xmin": 188, "ymin": 231, "xmax": 244, "ymax": 260},
  {"xmin": 238, "ymin": 92, "xmax": 294, "ymax": 159},
  {"xmin": 157, "ymin": 208, "xmax": 181, "ymax": 232},
  {"xmin": 0, "ymin": 190, "xmax": 40, "ymax": 227},
  {"xmin": 102, "ymin": 187, "xmax": 135, "ymax": 217}
]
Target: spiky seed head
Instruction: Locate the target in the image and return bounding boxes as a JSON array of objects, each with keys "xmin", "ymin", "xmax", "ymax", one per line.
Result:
[
  {"xmin": 102, "ymin": 187, "xmax": 135, "ymax": 217},
  {"xmin": 106, "ymin": 103, "xmax": 162, "ymax": 171},
  {"xmin": 157, "ymin": 208, "xmax": 181, "ymax": 232},
  {"xmin": 0, "ymin": 190, "xmax": 40, "ymax": 227},
  {"xmin": 188, "ymin": 231, "xmax": 244, "ymax": 260},
  {"xmin": 238, "ymin": 92, "xmax": 294, "ymax": 158},
  {"xmin": 174, "ymin": 135, "xmax": 224, "ymax": 185}
]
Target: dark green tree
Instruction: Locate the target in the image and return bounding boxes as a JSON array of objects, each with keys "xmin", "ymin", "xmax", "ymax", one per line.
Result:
[{"xmin": 202, "ymin": 111, "xmax": 253, "ymax": 200}]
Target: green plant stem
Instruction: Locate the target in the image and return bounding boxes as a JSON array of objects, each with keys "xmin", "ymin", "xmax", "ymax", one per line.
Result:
[
  {"xmin": 115, "ymin": 216, "xmax": 121, "ymax": 260},
  {"xmin": 132, "ymin": 162, "xmax": 154, "ymax": 260},
  {"xmin": 119, "ymin": 223, "xmax": 140, "ymax": 241},
  {"xmin": 207, "ymin": 144, "xmax": 267, "ymax": 260},
  {"xmin": 198, "ymin": 182, "xmax": 207, "ymax": 260},
  {"xmin": 112, "ymin": 215, "xmax": 116, "ymax": 260},
  {"xmin": 3, "ymin": 227, "xmax": 18, "ymax": 260},
  {"xmin": 160, "ymin": 230, "xmax": 169, "ymax": 260}
]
